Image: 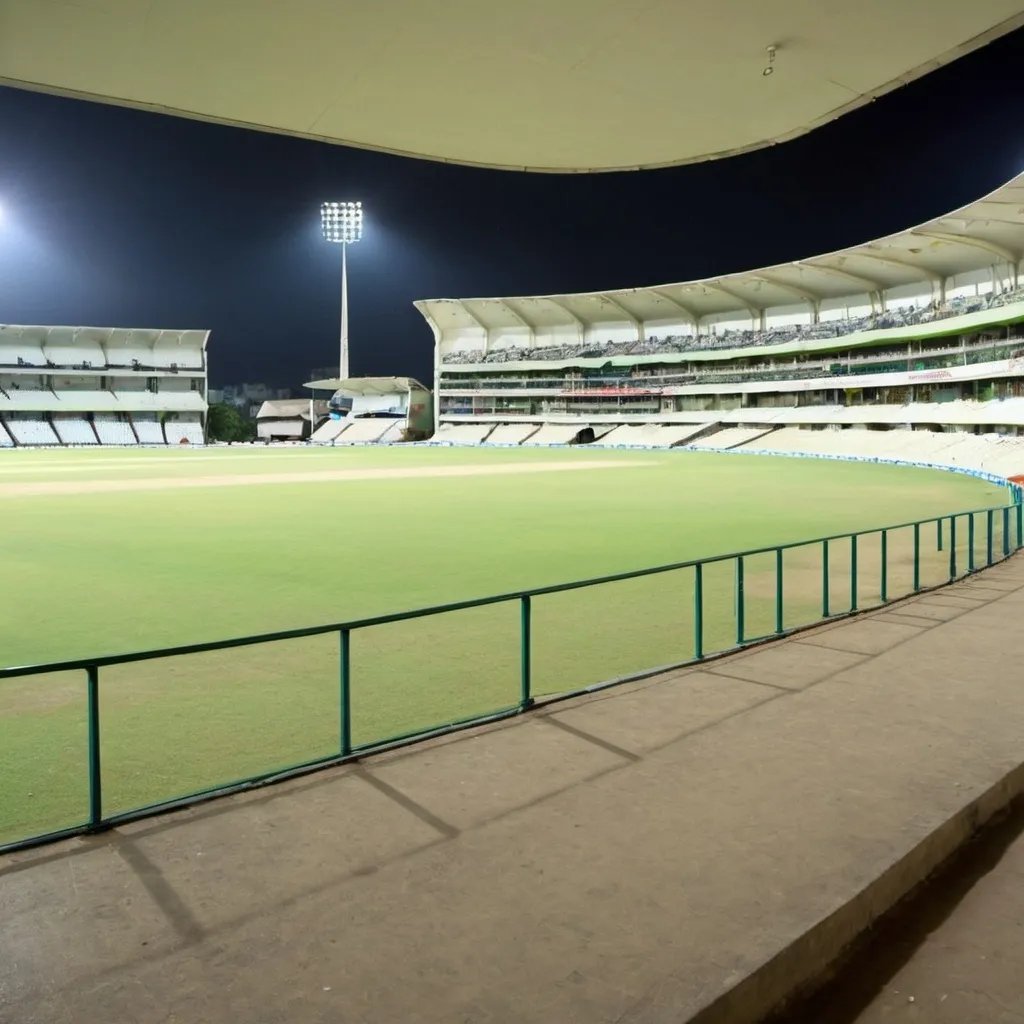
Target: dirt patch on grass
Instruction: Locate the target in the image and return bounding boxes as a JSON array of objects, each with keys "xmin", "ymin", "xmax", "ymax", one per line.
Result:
[{"xmin": 0, "ymin": 459, "xmax": 656, "ymax": 498}]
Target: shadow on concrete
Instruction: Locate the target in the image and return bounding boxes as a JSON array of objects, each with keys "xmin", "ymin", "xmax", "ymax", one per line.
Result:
[{"xmin": 767, "ymin": 796, "xmax": 1024, "ymax": 1023}]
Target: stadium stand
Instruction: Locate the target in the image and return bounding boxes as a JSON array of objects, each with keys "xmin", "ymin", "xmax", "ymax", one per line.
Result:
[
  {"xmin": 483, "ymin": 423, "xmax": 542, "ymax": 445},
  {"xmin": 0, "ymin": 420, "xmax": 13, "ymax": 446},
  {"xmin": 51, "ymin": 414, "xmax": 98, "ymax": 445},
  {"xmin": 690, "ymin": 426, "xmax": 777, "ymax": 450},
  {"xmin": 417, "ymin": 172, "xmax": 1024, "ymax": 476},
  {"xmin": 5, "ymin": 416, "xmax": 60, "ymax": 445},
  {"xmin": 433, "ymin": 422, "xmax": 495, "ymax": 444},
  {"xmin": 0, "ymin": 325, "xmax": 209, "ymax": 446},
  {"xmin": 92, "ymin": 415, "xmax": 137, "ymax": 445},
  {"xmin": 521, "ymin": 423, "xmax": 591, "ymax": 446},
  {"xmin": 334, "ymin": 418, "xmax": 395, "ymax": 444},
  {"xmin": 132, "ymin": 417, "xmax": 166, "ymax": 445},
  {"xmin": 310, "ymin": 419, "xmax": 348, "ymax": 443},
  {"xmin": 163, "ymin": 416, "xmax": 205, "ymax": 445}
]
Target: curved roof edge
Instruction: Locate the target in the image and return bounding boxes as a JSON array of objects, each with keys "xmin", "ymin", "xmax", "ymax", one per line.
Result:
[{"xmin": 417, "ymin": 171, "xmax": 1024, "ymax": 359}]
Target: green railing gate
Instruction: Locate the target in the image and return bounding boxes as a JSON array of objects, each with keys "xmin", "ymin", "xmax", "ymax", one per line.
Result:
[{"xmin": 2, "ymin": 497, "xmax": 1022, "ymax": 854}]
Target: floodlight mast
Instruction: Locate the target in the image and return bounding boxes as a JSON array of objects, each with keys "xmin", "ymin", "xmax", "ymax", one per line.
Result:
[{"xmin": 320, "ymin": 201, "xmax": 363, "ymax": 382}]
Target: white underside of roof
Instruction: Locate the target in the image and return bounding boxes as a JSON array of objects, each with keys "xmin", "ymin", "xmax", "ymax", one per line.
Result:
[
  {"xmin": 2, "ymin": 2, "xmax": 1023, "ymax": 172},
  {"xmin": 421, "ymin": 173, "xmax": 1024, "ymax": 351}
]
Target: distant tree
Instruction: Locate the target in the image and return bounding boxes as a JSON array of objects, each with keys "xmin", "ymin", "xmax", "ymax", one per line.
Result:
[{"xmin": 207, "ymin": 403, "xmax": 255, "ymax": 442}]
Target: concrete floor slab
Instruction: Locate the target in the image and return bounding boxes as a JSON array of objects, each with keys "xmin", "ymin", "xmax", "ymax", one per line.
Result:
[
  {"xmin": 123, "ymin": 769, "xmax": 445, "ymax": 931},
  {"xmin": 366, "ymin": 716, "xmax": 625, "ymax": 831},
  {"xmin": 793, "ymin": 618, "xmax": 925, "ymax": 655},
  {"xmin": 5, "ymin": 564, "xmax": 1024, "ymax": 1024},
  {"xmin": 883, "ymin": 600, "xmax": 970, "ymax": 622},
  {"xmin": 702, "ymin": 642, "xmax": 869, "ymax": 690},
  {"xmin": 548, "ymin": 670, "xmax": 776, "ymax": 754}
]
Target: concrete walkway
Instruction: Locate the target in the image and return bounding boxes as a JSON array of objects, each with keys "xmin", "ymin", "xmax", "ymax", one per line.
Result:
[{"xmin": 5, "ymin": 559, "xmax": 1024, "ymax": 1023}]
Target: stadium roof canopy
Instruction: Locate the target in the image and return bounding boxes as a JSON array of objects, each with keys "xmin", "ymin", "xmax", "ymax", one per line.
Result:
[
  {"xmin": 416, "ymin": 172, "xmax": 1024, "ymax": 333},
  {"xmin": 304, "ymin": 376, "xmax": 428, "ymax": 394},
  {"xmin": 4, "ymin": 3, "xmax": 1024, "ymax": 173}
]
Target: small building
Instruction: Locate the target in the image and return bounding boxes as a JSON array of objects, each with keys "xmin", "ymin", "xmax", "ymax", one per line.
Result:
[{"xmin": 255, "ymin": 398, "xmax": 327, "ymax": 441}]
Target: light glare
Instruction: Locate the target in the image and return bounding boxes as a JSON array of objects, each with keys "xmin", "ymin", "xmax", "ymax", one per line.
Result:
[{"xmin": 320, "ymin": 200, "xmax": 363, "ymax": 244}]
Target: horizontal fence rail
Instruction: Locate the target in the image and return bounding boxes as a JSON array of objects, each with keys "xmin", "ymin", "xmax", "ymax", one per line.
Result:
[{"xmin": 2, "ymin": 496, "xmax": 1022, "ymax": 854}]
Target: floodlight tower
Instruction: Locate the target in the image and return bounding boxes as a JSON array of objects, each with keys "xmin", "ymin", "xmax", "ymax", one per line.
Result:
[{"xmin": 320, "ymin": 201, "xmax": 363, "ymax": 381}]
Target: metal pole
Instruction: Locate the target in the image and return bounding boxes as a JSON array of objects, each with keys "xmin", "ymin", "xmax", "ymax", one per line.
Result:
[
  {"xmin": 339, "ymin": 241, "xmax": 349, "ymax": 382},
  {"xmin": 949, "ymin": 516, "xmax": 957, "ymax": 579},
  {"xmin": 822, "ymin": 540, "xmax": 830, "ymax": 617},
  {"xmin": 850, "ymin": 534, "xmax": 858, "ymax": 612},
  {"xmin": 520, "ymin": 596, "xmax": 533, "ymax": 709},
  {"xmin": 735, "ymin": 557, "xmax": 745, "ymax": 646},
  {"xmin": 913, "ymin": 523, "xmax": 920, "ymax": 591},
  {"xmin": 968, "ymin": 514, "xmax": 975, "ymax": 573},
  {"xmin": 693, "ymin": 563, "xmax": 704, "ymax": 660},
  {"xmin": 987, "ymin": 509, "xmax": 994, "ymax": 566},
  {"xmin": 880, "ymin": 530, "xmax": 888, "ymax": 603},
  {"xmin": 340, "ymin": 629, "xmax": 352, "ymax": 757},
  {"xmin": 86, "ymin": 666, "xmax": 102, "ymax": 829},
  {"xmin": 775, "ymin": 548, "xmax": 784, "ymax": 634},
  {"xmin": 1004, "ymin": 506, "xmax": 1011, "ymax": 557}
]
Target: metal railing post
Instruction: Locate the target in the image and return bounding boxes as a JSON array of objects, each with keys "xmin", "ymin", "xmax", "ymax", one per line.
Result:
[
  {"xmin": 822, "ymin": 540, "xmax": 830, "ymax": 617},
  {"xmin": 520, "ymin": 595, "xmax": 533, "ymax": 709},
  {"xmin": 339, "ymin": 629, "xmax": 352, "ymax": 757},
  {"xmin": 86, "ymin": 665, "xmax": 102, "ymax": 829},
  {"xmin": 850, "ymin": 534, "xmax": 858, "ymax": 612},
  {"xmin": 987, "ymin": 509, "xmax": 994, "ymax": 566},
  {"xmin": 880, "ymin": 530, "xmax": 888, "ymax": 603},
  {"xmin": 1004, "ymin": 507, "xmax": 1011, "ymax": 558},
  {"xmin": 968, "ymin": 513, "xmax": 975, "ymax": 573},
  {"xmin": 937, "ymin": 517, "xmax": 944, "ymax": 552},
  {"xmin": 1017, "ymin": 502, "xmax": 1023, "ymax": 551},
  {"xmin": 775, "ymin": 548, "xmax": 784, "ymax": 634},
  {"xmin": 694, "ymin": 563, "xmax": 704, "ymax": 660},
  {"xmin": 913, "ymin": 523, "xmax": 921, "ymax": 592},
  {"xmin": 949, "ymin": 515, "xmax": 957, "ymax": 580},
  {"xmin": 735, "ymin": 556, "xmax": 745, "ymax": 646}
]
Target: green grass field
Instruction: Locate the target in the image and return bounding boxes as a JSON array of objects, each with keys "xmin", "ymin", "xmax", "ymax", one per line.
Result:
[{"xmin": 0, "ymin": 444, "xmax": 1010, "ymax": 846}]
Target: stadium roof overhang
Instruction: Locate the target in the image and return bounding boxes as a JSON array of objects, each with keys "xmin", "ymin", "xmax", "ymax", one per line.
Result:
[
  {"xmin": 304, "ymin": 376, "xmax": 428, "ymax": 395},
  {"xmin": 3, "ymin": 3, "xmax": 1023, "ymax": 172},
  {"xmin": 416, "ymin": 172, "xmax": 1024, "ymax": 332}
]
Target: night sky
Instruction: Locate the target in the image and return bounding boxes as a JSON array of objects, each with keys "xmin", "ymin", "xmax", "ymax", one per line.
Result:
[{"xmin": 1, "ymin": 28, "xmax": 1023, "ymax": 391}]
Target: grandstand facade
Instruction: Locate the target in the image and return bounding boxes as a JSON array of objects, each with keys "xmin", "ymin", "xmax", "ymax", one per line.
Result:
[
  {"xmin": 416, "ymin": 174, "xmax": 1024, "ymax": 477},
  {"xmin": 0, "ymin": 326, "xmax": 209, "ymax": 446}
]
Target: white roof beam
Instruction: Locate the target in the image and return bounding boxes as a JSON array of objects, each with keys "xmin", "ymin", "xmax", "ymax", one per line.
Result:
[
  {"xmin": 911, "ymin": 228, "xmax": 1018, "ymax": 266},
  {"xmin": 704, "ymin": 281, "xmax": 760, "ymax": 317},
  {"xmin": 599, "ymin": 294, "xmax": 645, "ymax": 343},
  {"xmin": 545, "ymin": 298, "xmax": 585, "ymax": 343},
  {"xmin": 751, "ymin": 273, "xmax": 821, "ymax": 310},
  {"xmin": 650, "ymin": 289, "xmax": 700, "ymax": 326},
  {"xmin": 800, "ymin": 260, "xmax": 885, "ymax": 294}
]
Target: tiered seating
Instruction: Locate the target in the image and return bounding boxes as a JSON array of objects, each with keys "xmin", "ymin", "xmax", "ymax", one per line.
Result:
[
  {"xmin": 6, "ymin": 418, "xmax": 60, "ymax": 445},
  {"xmin": 52, "ymin": 415, "xmax": 98, "ymax": 445},
  {"xmin": 377, "ymin": 421, "xmax": 408, "ymax": 443},
  {"xmin": 484, "ymin": 424, "xmax": 542, "ymax": 445},
  {"xmin": 433, "ymin": 423, "xmax": 495, "ymax": 444},
  {"xmin": 0, "ymin": 420, "xmax": 12, "ymax": 446},
  {"xmin": 520, "ymin": 423, "xmax": 588, "ymax": 445},
  {"xmin": 164, "ymin": 419, "xmax": 205, "ymax": 445},
  {"xmin": 93, "ymin": 415, "xmax": 137, "ymax": 445},
  {"xmin": 597, "ymin": 423, "xmax": 705, "ymax": 447},
  {"xmin": 690, "ymin": 427, "xmax": 776, "ymax": 450},
  {"xmin": 311, "ymin": 419, "xmax": 348, "ymax": 443},
  {"xmin": 336, "ymin": 419, "xmax": 397, "ymax": 444},
  {"xmin": 734, "ymin": 426, "xmax": 1024, "ymax": 477},
  {"xmin": 133, "ymin": 418, "xmax": 166, "ymax": 444}
]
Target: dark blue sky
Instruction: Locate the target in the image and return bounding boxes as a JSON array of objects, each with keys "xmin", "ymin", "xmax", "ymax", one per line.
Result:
[{"xmin": 1, "ymin": 28, "xmax": 1023, "ymax": 390}]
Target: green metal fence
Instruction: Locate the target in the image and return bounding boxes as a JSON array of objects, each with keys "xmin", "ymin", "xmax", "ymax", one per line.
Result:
[{"xmin": 1, "ymin": 497, "xmax": 1022, "ymax": 854}]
